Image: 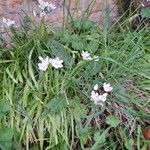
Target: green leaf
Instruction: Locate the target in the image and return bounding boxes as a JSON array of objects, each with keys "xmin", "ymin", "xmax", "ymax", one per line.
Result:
[
  {"xmin": 82, "ymin": 19, "xmax": 92, "ymax": 30},
  {"xmin": 71, "ymin": 34, "xmax": 86, "ymax": 51},
  {"xmin": 30, "ymin": 146, "xmax": 40, "ymax": 150},
  {"xmin": 55, "ymin": 29, "xmax": 71, "ymax": 44},
  {"xmin": 125, "ymin": 138, "xmax": 134, "ymax": 150},
  {"xmin": 0, "ymin": 127, "xmax": 13, "ymax": 150},
  {"xmin": 139, "ymin": 85, "xmax": 150, "ymax": 91},
  {"xmin": 68, "ymin": 61, "xmax": 86, "ymax": 79},
  {"xmin": 140, "ymin": 8, "xmax": 150, "ymax": 18},
  {"xmin": 106, "ymin": 115, "xmax": 120, "ymax": 127},
  {"xmin": 0, "ymin": 128, "xmax": 13, "ymax": 141},
  {"xmin": 43, "ymin": 91, "xmax": 68, "ymax": 115},
  {"xmin": 0, "ymin": 100, "xmax": 11, "ymax": 113},
  {"xmin": 70, "ymin": 96, "xmax": 87, "ymax": 120},
  {"xmin": 91, "ymin": 127, "xmax": 110, "ymax": 150},
  {"xmin": 70, "ymin": 19, "xmax": 82, "ymax": 30},
  {"xmin": 86, "ymin": 40, "xmax": 99, "ymax": 53},
  {"xmin": 85, "ymin": 61, "xmax": 101, "ymax": 76},
  {"xmin": 48, "ymin": 40, "xmax": 74, "ymax": 68},
  {"xmin": 78, "ymin": 127, "xmax": 90, "ymax": 145}
]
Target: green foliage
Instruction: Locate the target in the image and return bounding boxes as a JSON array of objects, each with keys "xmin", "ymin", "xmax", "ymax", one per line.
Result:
[
  {"xmin": 48, "ymin": 39, "xmax": 74, "ymax": 68},
  {"xmin": 0, "ymin": 100, "xmax": 10, "ymax": 118},
  {"xmin": 140, "ymin": 8, "xmax": 150, "ymax": 18},
  {"xmin": 70, "ymin": 19, "xmax": 93, "ymax": 31},
  {"xmin": 91, "ymin": 128, "xmax": 110, "ymax": 150},
  {"xmin": 106, "ymin": 115, "xmax": 120, "ymax": 128},
  {"xmin": 125, "ymin": 139, "xmax": 134, "ymax": 150},
  {"xmin": 0, "ymin": 11, "xmax": 149, "ymax": 150},
  {"xmin": 71, "ymin": 34, "xmax": 86, "ymax": 51},
  {"xmin": 0, "ymin": 127, "xmax": 13, "ymax": 150},
  {"xmin": 43, "ymin": 92, "xmax": 68, "ymax": 115},
  {"xmin": 55, "ymin": 19, "xmax": 100, "ymax": 53}
]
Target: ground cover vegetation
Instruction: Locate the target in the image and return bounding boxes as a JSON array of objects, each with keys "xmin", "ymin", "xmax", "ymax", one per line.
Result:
[{"xmin": 0, "ymin": 0, "xmax": 150, "ymax": 149}]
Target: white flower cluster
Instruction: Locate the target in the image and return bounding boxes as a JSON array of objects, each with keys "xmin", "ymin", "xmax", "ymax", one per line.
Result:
[
  {"xmin": 2, "ymin": 17, "xmax": 15, "ymax": 27},
  {"xmin": 81, "ymin": 51, "xmax": 99, "ymax": 61},
  {"xmin": 38, "ymin": 0, "xmax": 56, "ymax": 18},
  {"xmin": 38, "ymin": 50, "xmax": 99, "ymax": 71},
  {"xmin": 90, "ymin": 83, "xmax": 113, "ymax": 106},
  {"xmin": 38, "ymin": 56, "xmax": 63, "ymax": 71}
]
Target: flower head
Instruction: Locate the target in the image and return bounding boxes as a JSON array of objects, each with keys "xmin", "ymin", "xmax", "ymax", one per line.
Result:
[
  {"xmin": 40, "ymin": 11, "xmax": 46, "ymax": 18},
  {"xmin": 38, "ymin": 0, "xmax": 48, "ymax": 10},
  {"xmin": 90, "ymin": 91, "xmax": 99, "ymax": 102},
  {"xmin": 103, "ymin": 82, "xmax": 113, "ymax": 92},
  {"xmin": 47, "ymin": 3, "xmax": 56, "ymax": 11},
  {"xmin": 100, "ymin": 93, "xmax": 108, "ymax": 102},
  {"xmin": 38, "ymin": 56, "xmax": 49, "ymax": 71},
  {"xmin": 49, "ymin": 57, "xmax": 63, "ymax": 69},
  {"xmin": 93, "ymin": 84, "xmax": 99, "ymax": 91},
  {"xmin": 90, "ymin": 91, "xmax": 108, "ymax": 106},
  {"xmin": 3, "ymin": 17, "xmax": 15, "ymax": 27},
  {"xmin": 81, "ymin": 51, "xmax": 92, "ymax": 60},
  {"xmin": 38, "ymin": 0, "xmax": 56, "ymax": 12}
]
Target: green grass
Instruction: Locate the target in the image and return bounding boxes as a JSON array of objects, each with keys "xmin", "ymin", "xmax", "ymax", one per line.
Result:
[{"xmin": 0, "ymin": 4, "xmax": 150, "ymax": 150}]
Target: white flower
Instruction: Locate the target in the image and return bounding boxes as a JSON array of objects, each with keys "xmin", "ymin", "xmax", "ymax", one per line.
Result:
[
  {"xmin": 2, "ymin": 17, "xmax": 15, "ymax": 27},
  {"xmin": 47, "ymin": 3, "xmax": 56, "ymax": 12},
  {"xmin": 49, "ymin": 57, "xmax": 63, "ymax": 69},
  {"xmin": 38, "ymin": 0, "xmax": 48, "ymax": 10},
  {"xmin": 90, "ymin": 89, "xmax": 108, "ymax": 106},
  {"xmin": 38, "ymin": 0, "xmax": 56, "ymax": 12},
  {"xmin": 90, "ymin": 91, "xmax": 99, "ymax": 102},
  {"xmin": 38, "ymin": 56, "xmax": 49, "ymax": 71},
  {"xmin": 40, "ymin": 11, "xmax": 46, "ymax": 18},
  {"xmin": 93, "ymin": 56, "xmax": 99, "ymax": 62},
  {"xmin": 81, "ymin": 51, "xmax": 99, "ymax": 61},
  {"xmin": 90, "ymin": 91, "xmax": 107, "ymax": 105},
  {"xmin": 93, "ymin": 84, "xmax": 98, "ymax": 91},
  {"xmin": 103, "ymin": 82, "xmax": 113, "ymax": 92},
  {"xmin": 99, "ymin": 93, "xmax": 108, "ymax": 102},
  {"xmin": 38, "ymin": 4, "xmax": 46, "ymax": 10},
  {"xmin": 81, "ymin": 51, "xmax": 92, "ymax": 60}
]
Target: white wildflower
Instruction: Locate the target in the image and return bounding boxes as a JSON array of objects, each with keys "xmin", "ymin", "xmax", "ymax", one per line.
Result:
[
  {"xmin": 90, "ymin": 91, "xmax": 99, "ymax": 102},
  {"xmin": 40, "ymin": 11, "xmax": 46, "ymax": 18},
  {"xmin": 81, "ymin": 51, "xmax": 92, "ymax": 60},
  {"xmin": 38, "ymin": 4, "xmax": 46, "ymax": 10},
  {"xmin": 2, "ymin": 17, "xmax": 15, "ymax": 27},
  {"xmin": 38, "ymin": 0, "xmax": 48, "ymax": 10},
  {"xmin": 38, "ymin": 0, "xmax": 56, "ymax": 12},
  {"xmin": 103, "ymin": 82, "xmax": 113, "ymax": 92},
  {"xmin": 38, "ymin": 56, "xmax": 49, "ymax": 71},
  {"xmin": 47, "ymin": 3, "xmax": 56, "ymax": 12},
  {"xmin": 49, "ymin": 57, "xmax": 63, "ymax": 69},
  {"xmin": 93, "ymin": 84, "xmax": 99, "ymax": 91},
  {"xmin": 99, "ymin": 93, "xmax": 108, "ymax": 102},
  {"xmin": 81, "ymin": 51, "xmax": 99, "ymax": 61},
  {"xmin": 90, "ymin": 91, "xmax": 106, "ymax": 106}
]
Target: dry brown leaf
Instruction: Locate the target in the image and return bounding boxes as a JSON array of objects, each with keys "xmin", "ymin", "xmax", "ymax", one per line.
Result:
[{"xmin": 143, "ymin": 127, "xmax": 150, "ymax": 140}]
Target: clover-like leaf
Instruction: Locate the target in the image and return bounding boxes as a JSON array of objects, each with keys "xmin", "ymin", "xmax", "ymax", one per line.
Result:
[{"xmin": 106, "ymin": 115, "xmax": 120, "ymax": 127}]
